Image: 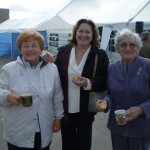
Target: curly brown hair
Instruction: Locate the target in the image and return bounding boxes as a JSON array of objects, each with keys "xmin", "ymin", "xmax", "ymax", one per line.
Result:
[
  {"xmin": 16, "ymin": 29, "xmax": 44, "ymax": 50},
  {"xmin": 68, "ymin": 19, "xmax": 100, "ymax": 48}
]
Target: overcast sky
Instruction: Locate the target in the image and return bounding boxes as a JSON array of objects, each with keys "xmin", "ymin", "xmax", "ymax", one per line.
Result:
[{"xmin": 0, "ymin": 0, "xmax": 71, "ymax": 19}]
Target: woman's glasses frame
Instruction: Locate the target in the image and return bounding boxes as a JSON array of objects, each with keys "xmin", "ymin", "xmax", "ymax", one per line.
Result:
[{"xmin": 119, "ymin": 43, "xmax": 137, "ymax": 49}]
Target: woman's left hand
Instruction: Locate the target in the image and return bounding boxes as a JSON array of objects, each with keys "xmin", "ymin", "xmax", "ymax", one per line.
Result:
[
  {"xmin": 126, "ymin": 106, "xmax": 144, "ymax": 121},
  {"xmin": 52, "ymin": 119, "xmax": 61, "ymax": 133},
  {"xmin": 96, "ymin": 99, "xmax": 107, "ymax": 112},
  {"xmin": 72, "ymin": 76, "xmax": 87, "ymax": 87}
]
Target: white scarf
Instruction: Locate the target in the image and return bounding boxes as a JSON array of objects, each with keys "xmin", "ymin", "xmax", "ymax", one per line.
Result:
[{"xmin": 68, "ymin": 46, "xmax": 90, "ymax": 113}]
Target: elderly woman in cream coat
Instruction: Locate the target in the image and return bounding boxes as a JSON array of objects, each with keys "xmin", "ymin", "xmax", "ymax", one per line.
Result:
[{"xmin": 0, "ymin": 29, "xmax": 64, "ymax": 150}]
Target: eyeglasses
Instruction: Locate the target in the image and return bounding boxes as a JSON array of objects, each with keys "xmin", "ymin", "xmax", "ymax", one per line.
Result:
[{"xmin": 119, "ymin": 43, "xmax": 137, "ymax": 49}]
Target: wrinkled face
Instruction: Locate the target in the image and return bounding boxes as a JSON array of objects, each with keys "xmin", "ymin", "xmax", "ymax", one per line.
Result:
[
  {"xmin": 20, "ymin": 39, "xmax": 42, "ymax": 64},
  {"xmin": 76, "ymin": 23, "xmax": 93, "ymax": 47},
  {"xmin": 118, "ymin": 35, "xmax": 138, "ymax": 63}
]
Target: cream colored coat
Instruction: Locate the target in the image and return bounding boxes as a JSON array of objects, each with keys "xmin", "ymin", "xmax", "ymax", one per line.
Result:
[{"xmin": 0, "ymin": 57, "xmax": 64, "ymax": 148}]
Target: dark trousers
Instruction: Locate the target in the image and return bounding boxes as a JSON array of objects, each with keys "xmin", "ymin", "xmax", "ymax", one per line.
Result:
[
  {"xmin": 111, "ymin": 132, "xmax": 150, "ymax": 150},
  {"xmin": 61, "ymin": 113, "xmax": 94, "ymax": 150},
  {"xmin": 7, "ymin": 132, "xmax": 50, "ymax": 150}
]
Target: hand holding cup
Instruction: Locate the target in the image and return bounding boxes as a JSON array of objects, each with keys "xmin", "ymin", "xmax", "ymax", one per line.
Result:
[{"xmin": 7, "ymin": 92, "xmax": 21, "ymax": 105}]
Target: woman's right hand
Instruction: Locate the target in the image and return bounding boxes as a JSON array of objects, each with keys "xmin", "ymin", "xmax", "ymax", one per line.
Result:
[
  {"xmin": 7, "ymin": 92, "xmax": 21, "ymax": 105},
  {"xmin": 96, "ymin": 99, "xmax": 107, "ymax": 112},
  {"xmin": 43, "ymin": 53, "xmax": 55, "ymax": 63}
]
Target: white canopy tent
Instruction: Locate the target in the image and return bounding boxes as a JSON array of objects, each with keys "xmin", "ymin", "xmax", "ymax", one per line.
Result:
[
  {"xmin": 0, "ymin": 15, "xmax": 72, "ymax": 57},
  {"xmin": 0, "ymin": 0, "xmax": 150, "ymax": 58},
  {"xmin": 58, "ymin": 0, "xmax": 150, "ymax": 53},
  {"xmin": 59, "ymin": 0, "xmax": 150, "ymax": 24},
  {"xmin": 0, "ymin": 15, "xmax": 72, "ymax": 33}
]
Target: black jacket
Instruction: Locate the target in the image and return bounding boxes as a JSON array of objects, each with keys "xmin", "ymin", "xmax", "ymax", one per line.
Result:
[{"xmin": 55, "ymin": 45, "xmax": 109, "ymax": 117}]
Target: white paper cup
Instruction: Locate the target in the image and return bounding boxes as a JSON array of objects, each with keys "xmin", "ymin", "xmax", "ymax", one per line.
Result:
[{"xmin": 114, "ymin": 109, "xmax": 127, "ymax": 125}]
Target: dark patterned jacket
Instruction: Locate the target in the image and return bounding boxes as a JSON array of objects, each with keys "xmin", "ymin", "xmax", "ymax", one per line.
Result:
[{"xmin": 55, "ymin": 45, "xmax": 109, "ymax": 121}]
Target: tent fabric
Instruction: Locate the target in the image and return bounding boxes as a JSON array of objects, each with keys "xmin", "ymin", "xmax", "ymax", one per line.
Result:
[
  {"xmin": 0, "ymin": 0, "xmax": 150, "ymax": 57},
  {"xmin": 58, "ymin": 0, "xmax": 150, "ymax": 51},
  {"xmin": 0, "ymin": 15, "xmax": 72, "ymax": 33},
  {"xmin": 96, "ymin": 21, "xmax": 150, "ymax": 50},
  {"xmin": 0, "ymin": 17, "xmax": 44, "ymax": 31},
  {"xmin": 39, "ymin": 15, "xmax": 72, "ymax": 33},
  {"xmin": 59, "ymin": 0, "xmax": 150, "ymax": 25},
  {"xmin": 0, "ymin": 32, "xmax": 11, "ymax": 56},
  {"xmin": 0, "ymin": 15, "xmax": 72, "ymax": 58}
]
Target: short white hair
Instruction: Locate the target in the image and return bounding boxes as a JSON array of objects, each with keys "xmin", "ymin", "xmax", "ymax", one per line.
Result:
[{"xmin": 114, "ymin": 28, "xmax": 142, "ymax": 51}]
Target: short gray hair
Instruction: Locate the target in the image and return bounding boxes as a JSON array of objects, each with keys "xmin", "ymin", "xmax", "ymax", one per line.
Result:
[{"xmin": 114, "ymin": 28, "xmax": 142, "ymax": 51}]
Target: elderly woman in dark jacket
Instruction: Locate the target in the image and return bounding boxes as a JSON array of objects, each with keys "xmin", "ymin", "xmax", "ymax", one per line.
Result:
[{"xmin": 97, "ymin": 28, "xmax": 150, "ymax": 150}]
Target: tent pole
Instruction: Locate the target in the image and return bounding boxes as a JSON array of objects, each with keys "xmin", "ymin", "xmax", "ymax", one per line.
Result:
[
  {"xmin": 126, "ymin": 0, "xmax": 150, "ymax": 27},
  {"xmin": 56, "ymin": 0, "xmax": 74, "ymax": 15}
]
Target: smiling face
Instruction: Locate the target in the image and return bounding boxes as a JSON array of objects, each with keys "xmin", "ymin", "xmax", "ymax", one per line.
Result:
[
  {"xmin": 16, "ymin": 29, "xmax": 44, "ymax": 66},
  {"xmin": 20, "ymin": 39, "xmax": 42, "ymax": 66},
  {"xmin": 117, "ymin": 35, "xmax": 138, "ymax": 63},
  {"xmin": 76, "ymin": 23, "xmax": 93, "ymax": 48}
]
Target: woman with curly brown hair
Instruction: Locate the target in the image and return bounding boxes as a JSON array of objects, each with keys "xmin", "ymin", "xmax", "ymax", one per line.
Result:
[{"xmin": 51, "ymin": 18, "xmax": 109, "ymax": 150}]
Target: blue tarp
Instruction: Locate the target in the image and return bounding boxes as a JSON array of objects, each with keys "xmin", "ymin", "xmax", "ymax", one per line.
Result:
[{"xmin": 0, "ymin": 32, "xmax": 11, "ymax": 56}]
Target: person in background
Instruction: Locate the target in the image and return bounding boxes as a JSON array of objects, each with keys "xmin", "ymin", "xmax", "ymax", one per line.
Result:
[
  {"xmin": 0, "ymin": 29, "xmax": 64, "ymax": 150},
  {"xmin": 139, "ymin": 31, "xmax": 150, "ymax": 59},
  {"xmin": 96, "ymin": 28, "xmax": 150, "ymax": 150},
  {"xmin": 44, "ymin": 18, "xmax": 109, "ymax": 150}
]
